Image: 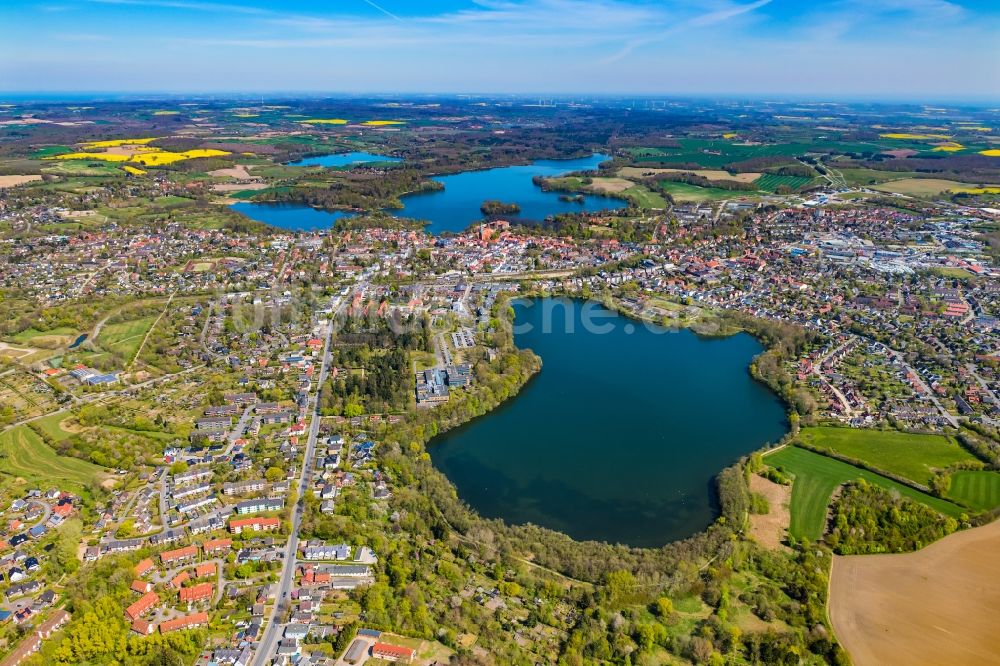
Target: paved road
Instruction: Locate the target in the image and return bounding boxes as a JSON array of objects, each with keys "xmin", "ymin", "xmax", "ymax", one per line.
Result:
[
  {"xmin": 813, "ymin": 338, "xmax": 857, "ymax": 417},
  {"xmin": 222, "ymin": 406, "xmax": 254, "ymax": 457},
  {"xmin": 26, "ymin": 499, "xmax": 52, "ymax": 527},
  {"xmin": 887, "ymin": 348, "xmax": 959, "ymax": 428},
  {"xmin": 251, "ymin": 288, "xmax": 350, "ymax": 665}
]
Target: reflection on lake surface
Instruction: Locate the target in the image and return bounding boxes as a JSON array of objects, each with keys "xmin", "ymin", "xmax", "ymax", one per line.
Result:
[
  {"xmin": 287, "ymin": 151, "xmax": 401, "ymax": 167},
  {"xmin": 395, "ymin": 153, "xmax": 626, "ymax": 233},
  {"xmin": 229, "ymin": 202, "xmax": 355, "ymax": 231},
  {"xmin": 429, "ymin": 298, "xmax": 789, "ymax": 547}
]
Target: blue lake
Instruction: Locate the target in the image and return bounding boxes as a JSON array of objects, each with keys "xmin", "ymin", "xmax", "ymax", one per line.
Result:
[
  {"xmin": 230, "ymin": 202, "xmax": 355, "ymax": 231},
  {"xmin": 396, "ymin": 153, "xmax": 626, "ymax": 233},
  {"xmin": 429, "ymin": 298, "xmax": 789, "ymax": 547},
  {"xmin": 287, "ymin": 151, "xmax": 401, "ymax": 167},
  {"xmin": 232, "ymin": 153, "xmax": 625, "ymax": 233}
]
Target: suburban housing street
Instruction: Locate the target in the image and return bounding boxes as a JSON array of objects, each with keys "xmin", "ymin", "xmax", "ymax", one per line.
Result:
[{"xmin": 251, "ymin": 283, "xmax": 355, "ymax": 665}]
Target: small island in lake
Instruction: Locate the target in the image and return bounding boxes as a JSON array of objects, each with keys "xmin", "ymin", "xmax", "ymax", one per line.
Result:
[{"xmin": 480, "ymin": 199, "xmax": 521, "ymax": 216}]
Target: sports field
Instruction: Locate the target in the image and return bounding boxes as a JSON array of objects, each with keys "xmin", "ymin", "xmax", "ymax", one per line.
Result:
[
  {"xmin": 797, "ymin": 426, "xmax": 975, "ymax": 486},
  {"xmin": 947, "ymin": 471, "xmax": 1000, "ymax": 511},
  {"xmin": 0, "ymin": 425, "xmax": 106, "ymax": 490},
  {"xmin": 765, "ymin": 446, "xmax": 964, "ymax": 541}
]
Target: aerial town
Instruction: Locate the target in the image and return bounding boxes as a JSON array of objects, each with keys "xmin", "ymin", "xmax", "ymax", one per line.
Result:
[{"xmin": 0, "ymin": 92, "xmax": 997, "ymax": 666}]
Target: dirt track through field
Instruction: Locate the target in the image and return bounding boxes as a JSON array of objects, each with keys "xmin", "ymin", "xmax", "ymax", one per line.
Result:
[{"xmin": 829, "ymin": 518, "xmax": 1000, "ymax": 666}]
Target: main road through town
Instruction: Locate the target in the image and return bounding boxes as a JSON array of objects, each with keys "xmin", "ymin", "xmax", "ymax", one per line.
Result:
[{"xmin": 251, "ymin": 280, "xmax": 360, "ymax": 665}]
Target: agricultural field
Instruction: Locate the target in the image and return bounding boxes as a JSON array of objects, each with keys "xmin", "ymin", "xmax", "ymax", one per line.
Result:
[
  {"xmin": 764, "ymin": 446, "xmax": 964, "ymax": 541},
  {"xmin": 0, "ymin": 175, "xmax": 42, "ymax": 188},
  {"xmin": 835, "ymin": 167, "xmax": 926, "ymax": 187},
  {"xmin": 40, "ymin": 160, "xmax": 126, "ymax": 177},
  {"xmin": 629, "ymin": 139, "xmax": 882, "ymax": 169},
  {"xmin": 617, "ymin": 167, "xmax": 762, "ymax": 184},
  {"xmin": 753, "ymin": 173, "xmax": 812, "ymax": 192},
  {"xmin": 0, "ymin": 425, "xmax": 107, "ymax": 492},
  {"xmin": 872, "ymin": 178, "xmax": 992, "ymax": 197},
  {"xmin": 658, "ymin": 180, "xmax": 739, "ymax": 202},
  {"xmin": 797, "ymin": 426, "xmax": 977, "ymax": 486},
  {"xmin": 946, "ymin": 471, "xmax": 1000, "ymax": 511},
  {"xmin": 586, "ymin": 177, "xmax": 633, "ymax": 193},
  {"xmin": 829, "ymin": 519, "xmax": 1000, "ymax": 666}
]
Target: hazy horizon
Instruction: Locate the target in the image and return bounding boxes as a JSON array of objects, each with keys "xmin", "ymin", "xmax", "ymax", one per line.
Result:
[{"xmin": 2, "ymin": 0, "xmax": 998, "ymax": 99}]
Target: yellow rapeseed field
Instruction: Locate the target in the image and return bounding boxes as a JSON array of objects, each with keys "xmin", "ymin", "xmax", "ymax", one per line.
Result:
[
  {"xmin": 82, "ymin": 137, "xmax": 158, "ymax": 148},
  {"xmin": 361, "ymin": 120, "xmax": 404, "ymax": 126},
  {"xmin": 130, "ymin": 149, "xmax": 230, "ymax": 166},
  {"xmin": 53, "ymin": 152, "xmax": 130, "ymax": 162},
  {"xmin": 49, "ymin": 145, "xmax": 230, "ymax": 166},
  {"xmin": 122, "ymin": 166, "xmax": 147, "ymax": 175},
  {"xmin": 958, "ymin": 186, "xmax": 1000, "ymax": 194},
  {"xmin": 932, "ymin": 142, "xmax": 965, "ymax": 152},
  {"xmin": 880, "ymin": 133, "xmax": 951, "ymax": 140},
  {"xmin": 723, "ymin": 132, "xmax": 738, "ymax": 139},
  {"xmin": 979, "ymin": 149, "xmax": 1000, "ymax": 157},
  {"xmin": 300, "ymin": 118, "xmax": 349, "ymax": 125}
]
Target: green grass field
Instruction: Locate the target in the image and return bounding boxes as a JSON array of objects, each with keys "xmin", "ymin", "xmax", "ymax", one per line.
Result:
[
  {"xmin": 40, "ymin": 161, "xmax": 125, "ymax": 177},
  {"xmin": 153, "ymin": 195, "xmax": 196, "ymax": 207},
  {"xmin": 928, "ymin": 266, "xmax": 976, "ymax": 279},
  {"xmin": 765, "ymin": 446, "xmax": 964, "ymax": 541},
  {"xmin": 872, "ymin": 178, "xmax": 986, "ymax": 197},
  {"xmin": 947, "ymin": 471, "xmax": 1000, "ymax": 511},
  {"xmin": 32, "ymin": 412, "xmax": 76, "ymax": 442},
  {"xmin": 658, "ymin": 181, "xmax": 737, "ymax": 202},
  {"xmin": 0, "ymin": 425, "xmax": 106, "ymax": 490},
  {"xmin": 797, "ymin": 426, "xmax": 976, "ymax": 486},
  {"xmin": 753, "ymin": 173, "xmax": 812, "ymax": 192},
  {"xmin": 9, "ymin": 326, "xmax": 77, "ymax": 344},
  {"xmin": 30, "ymin": 146, "xmax": 71, "ymax": 158},
  {"xmin": 631, "ymin": 139, "xmax": 883, "ymax": 168},
  {"xmin": 622, "ymin": 185, "xmax": 668, "ymax": 209},
  {"xmin": 98, "ymin": 316, "xmax": 157, "ymax": 361},
  {"xmin": 836, "ymin": 167, "xmax": 926, "ymax": 187}
]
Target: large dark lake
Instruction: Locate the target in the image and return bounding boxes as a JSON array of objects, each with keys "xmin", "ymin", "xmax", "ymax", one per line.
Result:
[
  {"xmin": 232, "ymin": 153, "xmax": 624, "ymax": 233},
  {"xmin": 429, "ymin": 298, "xmax": 788, "ymax": 547}
]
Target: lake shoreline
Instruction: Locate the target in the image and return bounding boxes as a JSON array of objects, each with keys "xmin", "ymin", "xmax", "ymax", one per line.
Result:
[{"xmin": 428, "ymin": 295, "xmax": 789, "ymax": 546}]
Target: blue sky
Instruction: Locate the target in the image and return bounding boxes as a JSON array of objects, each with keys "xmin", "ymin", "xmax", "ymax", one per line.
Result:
[{"xmin": 1, "ymin": 0, "xmax": 998, "ymax": 99}]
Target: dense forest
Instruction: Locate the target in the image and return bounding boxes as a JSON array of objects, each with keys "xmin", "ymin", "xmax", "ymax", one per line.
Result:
[{"xmin": 826, "ymin": 481, "xmax": 959, "ymax": 554}]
